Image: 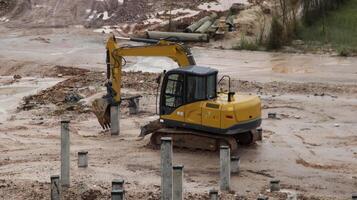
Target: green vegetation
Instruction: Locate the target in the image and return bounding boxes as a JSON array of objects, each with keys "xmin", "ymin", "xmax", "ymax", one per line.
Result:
[
  {"xmin": 302, "ymin": 0, "xmax": 347, "ymax": 25},
  {"xmin": 298, "ymin": 0, "xmax": 357, "ymax": 55}
]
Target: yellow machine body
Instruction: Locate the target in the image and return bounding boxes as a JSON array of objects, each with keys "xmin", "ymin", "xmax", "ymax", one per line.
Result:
[
  {"xmin": 93, "ymin": 35, "xmax": 261, "ymax": 138},
  {"xmin": 160, "ymin": 93, "xmax": 261, "ymax": 135}
]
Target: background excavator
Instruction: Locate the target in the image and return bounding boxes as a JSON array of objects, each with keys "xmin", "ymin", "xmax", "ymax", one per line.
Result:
[{"xmin": 92, "ymin": 35, "xmax": 262, "ymax": 152}]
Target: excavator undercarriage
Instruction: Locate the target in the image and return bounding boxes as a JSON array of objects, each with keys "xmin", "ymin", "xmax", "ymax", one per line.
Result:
[{"xmin": 140, "ymin": 119, "xmax": 262, "ymax": 154}]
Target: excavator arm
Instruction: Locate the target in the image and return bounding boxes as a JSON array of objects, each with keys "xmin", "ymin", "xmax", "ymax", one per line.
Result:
[{"xmin": 92, "ymin": 35, "xmax": 196, "ymax": 129}]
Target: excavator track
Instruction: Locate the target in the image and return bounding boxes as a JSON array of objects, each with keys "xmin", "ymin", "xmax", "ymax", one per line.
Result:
[{"xmin": 150, "ymin": 128, "xmax": 239, "ymax": 154}]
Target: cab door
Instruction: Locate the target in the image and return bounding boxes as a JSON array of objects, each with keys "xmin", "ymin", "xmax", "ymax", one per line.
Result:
[
  {"xmin": 202, "ymin": 74, "xmax": 220, "ymax": 129},
  {"xmin": 160, "ymin": 73, "xmax": 185, "ymax": 122},
  {"xmin": 184, "ymin": 75, "xmax": 205, "ymax": 125}
]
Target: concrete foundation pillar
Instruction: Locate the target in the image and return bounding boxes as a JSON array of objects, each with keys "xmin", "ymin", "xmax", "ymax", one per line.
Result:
[
  {"xmin": 270, "ymin": 179, "xmax": 280, "ymax": 192},
  {"xmin": 209, "ymin": 189, "xmax": 218, "ymax": 200},
  {"xmin": 287, "ymin": 193, "xmax": 297, "ymax": 200},
  {"xmin": 257, "ymin": 127, "xmax": 263, "ymax": 141},
  {"xmin": 111, "ymin": 189, "xmax": 124, "ymax": 200},
  {"xmin": 173, "ymin": 165, "xmax": 184, "ymax": 200},
  {"xmin": 78, "ymin": 151, "xmax": 88, "ymax": 168},
  {"xmin": 230, "ymin": 156, "xmax": 240, "ymax": 174},
  {"xmin": 220, "ymin": 146, "xmax": 230, "ymax": 191},
  {"xmin": 352, "ymin": 193, "xmax": 357, "ymax": 200},
  {"xmin": 50, "ymin": 175, "xmax": 61, "ymax": 200},
  {"xmin": 111, "ymin": 105, "xmax": 120, "ymax": 135},
  {"xmin": 257, "ymin": 195, "xmax": 269, "ymax": 200},
  {"xmin": 112, "ymin": 178, "xmax": 125, "ymax": 191},
  {"xmin": 129, "ymin": 98, "xmax": 140, "ymax": 115},
  {"xmin": 161, "ymin": 137, "xmax": 173, "ymax": 200},
  {"xmin": 60, "ymin": 120, "xmax": 70, "ymax": 187}
]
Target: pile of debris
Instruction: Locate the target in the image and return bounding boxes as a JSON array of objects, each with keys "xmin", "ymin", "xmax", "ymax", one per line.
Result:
[
  {"xmin": 144, "ymin": 3, "xmax": 247, "ymax": 43},
  {"xmin": 122, "ymin": 71, "xmax": 159, "ymax": 92},
  {"xmin": 19, "ymin": 67, "xmax": 159, "ymax": 116},
  {"xmin": 0, "ymin": 0, "xmax": 14, "ymax": 16},
  {"xmin": 50, "ymin": 65, "xmax": 90, "ymax": 77},
  {"xmin": 87, "ymin": 0, "xmax": 153, "ymax": 28},
  {"xmin": 19, "ymin": 71, "xmax": 104, "ymax": 114}
]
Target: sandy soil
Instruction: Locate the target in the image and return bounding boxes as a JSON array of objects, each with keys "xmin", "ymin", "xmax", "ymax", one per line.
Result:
[{"xmin": 0, "ymin": 26, "xmax": 357, "ymax": 200}]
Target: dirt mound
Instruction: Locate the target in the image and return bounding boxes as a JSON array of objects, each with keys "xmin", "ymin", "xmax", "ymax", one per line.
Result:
[
  {"xmin": 86, "ymin": 0, "xmax": 153, "ymax": 28},
  {"xmin": 19, "ymin": 67, "xmax": 159, "ymax": 116},
  {"xmin": 0, "ymin": 0, "xmax": 15, "ymax": 17},
  {"xmin": 1, "ymin": 0, "xmax": 208, "ymax": 28},
  {"xmin": 0, "ymin": 0, "xmax": 31, "ymax": 19}
]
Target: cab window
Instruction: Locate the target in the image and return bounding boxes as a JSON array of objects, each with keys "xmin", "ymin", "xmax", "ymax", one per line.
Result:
[
  {"xmin": 163, "ymin": 74, "xmax": 183, "ymax": 108},
  {"xmin": 207, "ymin": 74, "xmax": 216, "ymax": 99},
  {"xmin": 187, "ymin": 75, "xmax": 206, "ymax": 102}
]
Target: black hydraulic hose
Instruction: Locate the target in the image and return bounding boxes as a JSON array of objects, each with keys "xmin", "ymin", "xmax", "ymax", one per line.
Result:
[
  {"xmin": 156, "ymin": 82, "xmax": 159, "ymax": 115},
  {"xmin": 106, "ymin": 49, "xmax": 110, "ymax": 80},
  {"xmin": 155, "ymin": 73, "xmax": 162, "ymax": 115}
]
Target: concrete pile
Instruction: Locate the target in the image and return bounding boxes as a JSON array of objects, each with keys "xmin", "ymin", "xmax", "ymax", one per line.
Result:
[
  {"xmin": 146, "ymin": 31, "xmax": 209, "ymax": 42},
  {"xmin": 145, "ymin": 3, "xmax": 248, "ymax": 43},
  {"xmin": 185, "ymin": 13, "xmax": 218, "ymax": 33}
]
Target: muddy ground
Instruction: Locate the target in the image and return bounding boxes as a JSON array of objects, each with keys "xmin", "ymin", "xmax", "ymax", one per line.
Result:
[{"xmin": 0, "ymin": 26, "xmax": 357, "ymax": 200}]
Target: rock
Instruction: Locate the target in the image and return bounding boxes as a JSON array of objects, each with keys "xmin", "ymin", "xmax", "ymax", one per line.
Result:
[
  {"xmin": 13, "ymin": 74, "xmax": 22, "ymax": 80},
  {"xmin": 334, "ymin": 123, "xmax": 340, "ymax": 127},
  {"xmin": 287, "ymin": 193, "xmax": 298, "ymax": 200},
  {"xmin": 314, "ymin": 93, "xmax": 325, "ymax": 96},
  {"xmin": 257, "ymin": 194, "xmax": 268, "ymax": 200},
  {"xmin": 230, "ymin": 3, "xmax": 246, "ymax": 14},
  {"xmin": 64, "ymin": 92, "xmax": 83, "ymax": 103},
  {"xmin": 292, "ymin": 40, "xmax": 304, "ymax": 46},
  {"xmin": 268, "ymin": 112, "xmax": 277, "ymax": 119}
]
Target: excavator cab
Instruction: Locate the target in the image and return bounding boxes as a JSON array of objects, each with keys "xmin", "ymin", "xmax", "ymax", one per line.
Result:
[
  {"xmin": 160, "ymin": 66, "xmax": 218, "ymax": 116},
  {"xmin": 159, "ymin": 65, "xmax": 261, "ymax": 139}
]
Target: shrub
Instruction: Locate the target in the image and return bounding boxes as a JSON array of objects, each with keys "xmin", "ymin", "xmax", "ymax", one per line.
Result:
[{"xmin": 267, "ymin": 17, "xmax": 284, "ymax": 50}]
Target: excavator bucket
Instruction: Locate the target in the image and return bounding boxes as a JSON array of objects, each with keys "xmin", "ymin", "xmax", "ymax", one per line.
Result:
[
  {"xmin": 139, "ymin": 119, "xmax": 163, "ymax": 138},
  {"xmin": 92, "ymin": 97, "xmax": 111, "ymax": 130}
]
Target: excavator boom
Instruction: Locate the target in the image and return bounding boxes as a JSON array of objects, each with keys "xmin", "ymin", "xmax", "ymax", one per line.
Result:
[{"xmin": 92, "ymin": 35, "xmax": 196, "ymax": 129}]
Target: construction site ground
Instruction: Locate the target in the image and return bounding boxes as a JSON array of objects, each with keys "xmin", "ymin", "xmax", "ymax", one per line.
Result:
[{"xmin": 0, "ymin": 26, "xmax": 357, "ymax": 200}]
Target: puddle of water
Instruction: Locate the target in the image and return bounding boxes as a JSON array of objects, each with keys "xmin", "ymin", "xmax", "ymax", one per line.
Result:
[
  {"xmin": 271, "ymin": 65, "xmax": 314, "ymax": 74},
  {"xmin": 0, "ymin": 87, "xmax": 36, "ymax": 95},
  {"xmin": 0, "ymin": 77, "xmax": 62, "ymax": 123}
]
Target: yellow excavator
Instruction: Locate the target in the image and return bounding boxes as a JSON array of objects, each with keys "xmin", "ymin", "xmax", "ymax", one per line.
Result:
[{"xmin": 92, "ymin": 35, "xmax": 262, "ymax": 152}]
